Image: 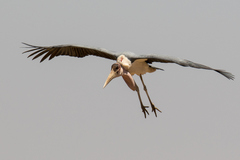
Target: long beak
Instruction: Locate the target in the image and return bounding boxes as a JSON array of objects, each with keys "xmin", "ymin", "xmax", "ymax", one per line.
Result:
[{"xmin": 103, "ymin": 70, "xmax": 119, "ymax": 88}]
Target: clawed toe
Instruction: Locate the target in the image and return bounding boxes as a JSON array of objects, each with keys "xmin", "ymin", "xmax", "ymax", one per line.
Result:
[
  {"xmin": 140, "ymin": 104, "xmax": 161, "ymax": 118},
  {"xmin": 141, "ymin": 105, "xmax": 149, "ymax": 118},
  {"xmin": 151, "ymin": 103, "xmax": 162, "ymax": 117}
]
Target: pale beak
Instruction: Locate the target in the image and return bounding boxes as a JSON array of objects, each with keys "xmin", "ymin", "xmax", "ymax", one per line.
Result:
[{"xmin": 103, "ymin": 69, "xmax": 120, "ymax": 88}]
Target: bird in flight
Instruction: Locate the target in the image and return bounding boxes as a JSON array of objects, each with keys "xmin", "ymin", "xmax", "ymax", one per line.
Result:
[{"xmin": 22, "ymin": 43, "xmax": 234, "ymax": 118}]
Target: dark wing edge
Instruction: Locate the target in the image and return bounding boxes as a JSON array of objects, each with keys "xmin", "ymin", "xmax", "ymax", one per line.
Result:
[
  {"xmin": 22, "ymin": 42, "xmax": 118, "ymax": 62},
  {"xmin": 129, "ymin": 54, "xmax": 234, "ymax": 80}
]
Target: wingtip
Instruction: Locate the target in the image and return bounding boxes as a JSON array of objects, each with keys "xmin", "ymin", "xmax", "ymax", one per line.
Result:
[
  {"xmin": 22, "ymin": 42, "xmax": 31, "ymax": 47},
  {"xmin": 22, "ymin": 42, "xmax": 41, "ymax": 49},
  {"xmin": 215, "ymin": 69, "xmax": 235, "ymax": 80}
]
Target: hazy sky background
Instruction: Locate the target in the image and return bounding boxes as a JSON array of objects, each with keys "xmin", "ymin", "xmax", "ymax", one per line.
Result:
[{"xmin": 1, "ymin": 0, "xmax": 239, "ymax": 159}]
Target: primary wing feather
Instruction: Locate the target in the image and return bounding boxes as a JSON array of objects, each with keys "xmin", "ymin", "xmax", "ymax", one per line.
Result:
[
  {"xmin": 128, "ymin": 54, "xmax": 234, "ymax": 80},
  {"xmin": 22, "ymin": 43, "xmax": 118, "ymax": 62}
]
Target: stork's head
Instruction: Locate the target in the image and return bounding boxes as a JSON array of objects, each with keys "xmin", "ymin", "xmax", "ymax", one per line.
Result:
[
  {"xmin": 103, "ymin": 62, "xmax": 136, "ymax": 91},
  {"xmin": 103, "ymin": 63, "xmax": 122, "ymax": 88}
]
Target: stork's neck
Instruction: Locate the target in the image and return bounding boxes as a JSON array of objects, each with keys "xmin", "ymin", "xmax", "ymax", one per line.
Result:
[
  {"xmin": 117, "ymin": 55, "xmax": 132, "ymax": 70},
  {"xmin": 120, "ymin": 65, "xmax": 136, "ymax": 91}
]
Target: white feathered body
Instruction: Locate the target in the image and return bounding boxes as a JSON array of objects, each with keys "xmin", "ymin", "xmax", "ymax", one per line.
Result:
[{"xmin": 117, "ymin": 55, "xmax": 156, "ymax": 76}]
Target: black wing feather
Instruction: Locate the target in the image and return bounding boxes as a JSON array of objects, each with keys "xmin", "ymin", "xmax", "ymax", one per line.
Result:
[{"xmin": 22, "ymin": 43, "xmax": 118, "ymax": 62}]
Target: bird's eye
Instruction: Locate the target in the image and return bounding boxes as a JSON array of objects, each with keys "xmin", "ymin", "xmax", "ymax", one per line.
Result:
[{"xmin": 111, "ymin": 64, "xmax": 119, "ymax": 71}]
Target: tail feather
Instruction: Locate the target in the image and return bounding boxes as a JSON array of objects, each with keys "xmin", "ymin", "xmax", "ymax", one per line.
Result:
[{"xmin": 149, "ymin": 65, "xmax": 164, "ymax": 71}]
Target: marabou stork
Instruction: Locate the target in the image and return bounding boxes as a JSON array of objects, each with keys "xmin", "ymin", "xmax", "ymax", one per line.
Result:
[{"xmin": 22, "ymin": 43, "xmax": 234, "ymax": 118}]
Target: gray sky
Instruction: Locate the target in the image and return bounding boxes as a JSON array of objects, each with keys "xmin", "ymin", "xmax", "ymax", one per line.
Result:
[{"xmin": 1, "ymin": 0, "xmax": 239, "ymax": 159}]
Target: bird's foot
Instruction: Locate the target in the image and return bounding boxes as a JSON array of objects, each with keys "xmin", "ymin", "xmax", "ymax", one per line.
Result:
[
  {"xmin": 151, "ymin": 103, "xmax": 162, "ymax": 117},
  {"xmin": 141, "ymin": 105, "xmax": 149, "ymax": 118}
]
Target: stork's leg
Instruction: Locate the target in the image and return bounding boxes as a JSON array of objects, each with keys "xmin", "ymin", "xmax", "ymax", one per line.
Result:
[
  {"xmin": 135, "ymin": 84, "xmax": 149, "ymax": 118},
  {"xmin": 139, "ymin": 75, "xmax": 162, "ymax": 117}
]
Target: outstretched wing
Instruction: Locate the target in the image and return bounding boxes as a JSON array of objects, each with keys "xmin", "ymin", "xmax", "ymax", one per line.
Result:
[
  {"xmin": 128, "ymin": 54, "xmax": 234, "ymax": 80},
  {"xmin": 22, "ymin": 43, "xmax": 119, "ymax": 62}
]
